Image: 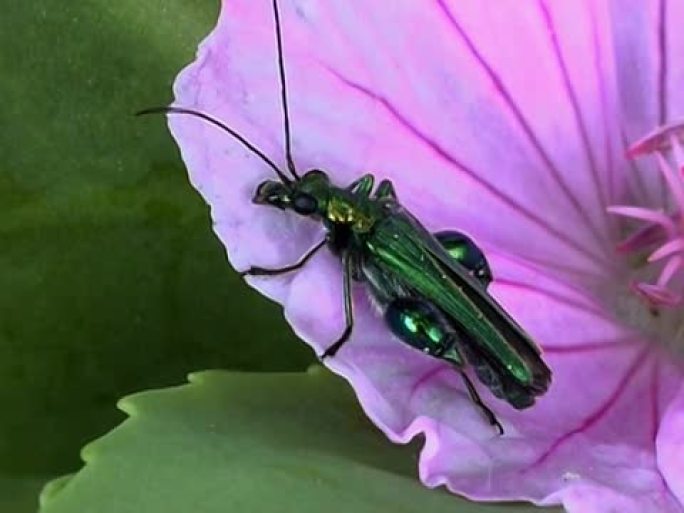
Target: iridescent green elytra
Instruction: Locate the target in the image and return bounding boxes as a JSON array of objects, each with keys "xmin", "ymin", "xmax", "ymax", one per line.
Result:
[{"xmin": 138, "ymin": 0, "xmax": 552, "ymax": 434}]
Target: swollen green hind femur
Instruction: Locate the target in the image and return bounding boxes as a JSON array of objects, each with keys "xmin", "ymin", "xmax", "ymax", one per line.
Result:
[{"xmin": 385, "ymin": 298, "xmax": 453, "ymax": 357}]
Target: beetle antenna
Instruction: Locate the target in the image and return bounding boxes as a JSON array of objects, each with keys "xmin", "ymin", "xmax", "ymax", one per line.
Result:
[
  {"xmin": 272, "ymin": 0, "xmax": 300, "ymax": 181},
  {"xmin": 136, "ymin": 106, "xmax": 292, "ymax": 185}
]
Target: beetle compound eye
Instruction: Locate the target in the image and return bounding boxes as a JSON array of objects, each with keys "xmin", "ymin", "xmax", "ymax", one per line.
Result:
[
  {"xmin": 303, "ymin": 169, "xmax": 326, "ymax": 179},
  {"xmin": 253, "ymin": 180, "xmax": 291, "ymax": 209},
  {"xmin": 255, "ymin": 181, "xmax": 271, "ymax": 198},
  {"xmin": 293, "ymin": 193, "xmax": 318, "ymax": 215}
]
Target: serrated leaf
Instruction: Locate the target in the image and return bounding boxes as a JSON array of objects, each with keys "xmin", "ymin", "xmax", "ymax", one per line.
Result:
[{"xmin": 40, "ymin": 369, "xmax": 554, "ymax": 513}]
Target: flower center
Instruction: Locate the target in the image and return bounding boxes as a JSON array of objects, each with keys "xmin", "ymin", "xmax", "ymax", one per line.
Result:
[{"xmin": 608, "ymin": 122, "xmax": 684, "ymax": 351}]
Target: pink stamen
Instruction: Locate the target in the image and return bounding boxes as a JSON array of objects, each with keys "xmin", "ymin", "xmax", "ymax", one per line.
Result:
[
  {"xmin": 648, "ymin": 238, "xmax": 684, "ymax": 262},
  {"xmin": 608, "ymin": 206, "xmax": 676, "ymax": 234},
  {"xmin": 627, "ymin": 121, "xmax": 684, "ymax": 158},
  {"xmin": 657, "ymin": 152, "xmax": 684, "ymax": 215},
  {"xmin": 615, "ymin": 221, "xmax": 668, "ymax": 254},
  {"xmin": 670, "ymin": 135, "xmax": 684, "ymax": 174},
  {"xmin": 656, "ymin": 256, "xmax": 682, "ymax": 287},
  {"xmin": 632, "ymin": 282, "xmax": 681, "ymax": 307},
  {"xmin": 610, "ymin": 122, "xmax": 684, "ymax": 308}
]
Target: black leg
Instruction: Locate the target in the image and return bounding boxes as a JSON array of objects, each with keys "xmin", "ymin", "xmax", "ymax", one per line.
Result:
[
  {"xmin": 382, "ymin": 297, "xmax": 503, "ymax": 433},
  {"xmin": 459, "ymin": 370, "xmax": 504, "ymax": 435},
  {"xmin": 240, "ymin": 239, "xmax": 326, "ymax": 277},
  {"xmin": 346, "ymin": 173, "xmax": 375, "ymax": 197},
  {"xmin": 321, "ymin": 252, "xmax": 354, "ymax": 359},
  {"xmin": 374, "ymin": 179, "xmax": 397, "ymax": 201}
]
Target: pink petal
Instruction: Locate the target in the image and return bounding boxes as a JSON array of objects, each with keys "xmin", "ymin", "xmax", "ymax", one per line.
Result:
[
  {"xmin": 610, "ymin": 0, "xmax": 684, "ymax": 206},
  {"xmin": 658, "ymin": 380, "xmax": 684, "ymax": 505},
  {"xmin": 164, "ymin": 0, "xmax": 684, "ymax": 511},
  {"xmin": 170, "ymin": 0, "xmax": 627, "ymax": 287},
  {"xmin": 610, "ymin": 0, "xmax": 684, "ymax": 129}
]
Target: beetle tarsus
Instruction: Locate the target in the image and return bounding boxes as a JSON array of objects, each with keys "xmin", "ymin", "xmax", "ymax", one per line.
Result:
[
  {"xmin": 320, "ymin": 319, "xmax": 353, "ymax": 359},
  {"xmin": 240, "ymin": 266, "xmax": 292, "ymax": 277},
  {"xmin": 459, "ymin": 370, "xmax": 505, "ymax": 436},
  {"xmin": 240, "ymin": 239, "xmax": 327, "ymax": 278}
]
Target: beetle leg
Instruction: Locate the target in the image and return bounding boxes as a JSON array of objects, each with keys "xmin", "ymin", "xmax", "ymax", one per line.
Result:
[
  {"xmin": 346, "ymin": 173, "xmax": 375, "ymax": 197},
  {"xmin": 373, "ymin": 179, "xmax": 397, "ymax": 201},
  {"xmin": 458, "ymin": 368, "xmax": 504, "ymax": 435},
  {"xmin": 384, "ymin": 297, "xmax": 503, "ymax": 434},
  {"xmin": 240, "ymin": 239, "xmax": 326, "ymax": 277},
  {"xmin": 321, "ymin": 252, "xmax": 354, "ymax": 358}
]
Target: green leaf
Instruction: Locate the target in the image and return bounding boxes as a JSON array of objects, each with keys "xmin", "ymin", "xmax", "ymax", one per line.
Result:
[
  {"xmin": 0, "ymin": 0, "xmax": 312, "ymax": 476},
  {"xmin": 39, "ymin": 369, "xmax": 558, "ymax": 513},
  {"xmin": 0, "ymin": 476, "xmax": 48, "ymax": 513}
]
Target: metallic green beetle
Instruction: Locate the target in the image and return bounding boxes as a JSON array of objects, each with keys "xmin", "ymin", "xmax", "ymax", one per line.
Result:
[{"xmin": 139, "ymin": 0, "xmax": 552, "ymax": 434}]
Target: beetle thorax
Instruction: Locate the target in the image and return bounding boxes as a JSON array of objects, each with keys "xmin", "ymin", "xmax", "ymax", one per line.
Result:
[{"xmin": 326, "ymin": 196, "xmax": 374, "ymax": 233}]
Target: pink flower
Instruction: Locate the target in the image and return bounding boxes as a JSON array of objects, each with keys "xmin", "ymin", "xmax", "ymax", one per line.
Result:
[{"xmin": 165, "ymin": 1, "xmax": 684, "ymax": 511}]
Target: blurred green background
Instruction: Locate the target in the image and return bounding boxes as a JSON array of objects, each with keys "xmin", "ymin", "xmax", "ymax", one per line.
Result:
[{"xmin": 1, "ymin": 0, "xmax": 313, "ymax": 508}]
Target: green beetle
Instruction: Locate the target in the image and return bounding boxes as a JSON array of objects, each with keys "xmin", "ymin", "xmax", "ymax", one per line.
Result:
[{"xmin": 139, "ymin": 0, "xmax": 552, "ymax": 434}]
